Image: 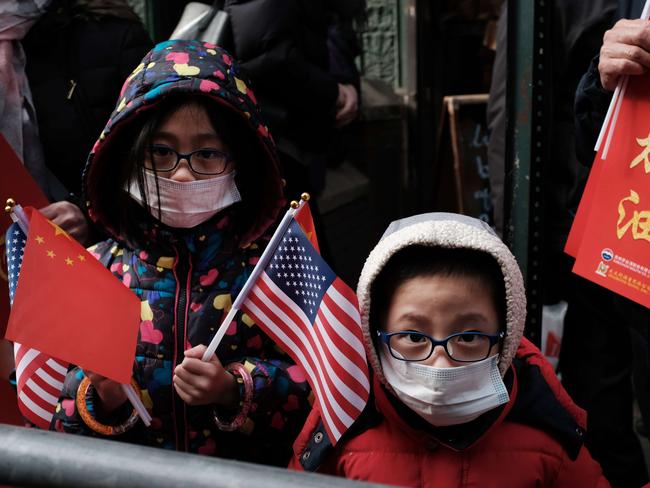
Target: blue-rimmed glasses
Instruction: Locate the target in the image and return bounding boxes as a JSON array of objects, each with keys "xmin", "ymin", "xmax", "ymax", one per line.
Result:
[
  {"xmin": 145, "ymin": 144, "xmax": 233, "ymax": 175},
  {"xmin": 377, "ymin": 330, "xmax": 505, "ymax": 362}
]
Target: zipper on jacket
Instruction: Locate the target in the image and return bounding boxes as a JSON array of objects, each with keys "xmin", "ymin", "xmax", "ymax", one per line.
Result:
[{"xmin": 172, "ymin": 245, "xmax": 191, "ymax": 452}]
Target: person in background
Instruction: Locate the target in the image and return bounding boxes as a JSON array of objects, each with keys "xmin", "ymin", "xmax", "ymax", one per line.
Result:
[
  {"xmin": 488, "ymin": 3, "xmax": 647, "ymax": 486},
  {"xmin": 290, "ymin": 212, "xmax": 608, "ymax": 486},
  {"xmin": 22, "ymin": 0, "xmax": 152, "ymax": 244},
  {"xmin": 572, "ymin": 1, "xmax": 650, "ymax": 486},
  {"xmin": 0, "ymin": 0, "xmax": 151, "ymax": 406},
  {"xmin": 220, "ymin": 0, "xmax": 365, "ymax": 261}
]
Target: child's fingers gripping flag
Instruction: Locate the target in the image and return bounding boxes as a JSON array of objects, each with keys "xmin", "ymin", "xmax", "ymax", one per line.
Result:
[
  {"xmin": 242, "ymin": 218, "xmax": 369, "ymax": 444},
  {"xmin": 6, "ymin": 222, "xmax": 68, "ymax": 429}
]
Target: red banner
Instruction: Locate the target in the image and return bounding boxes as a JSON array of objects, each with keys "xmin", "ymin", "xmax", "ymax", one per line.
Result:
[
  {"xmin": 0, "ymin": 135, "xmax": 49, "ymax": 339},
  {"xmin": 571, "ymin": 74, "xmax": 650, "ymax": 307}
]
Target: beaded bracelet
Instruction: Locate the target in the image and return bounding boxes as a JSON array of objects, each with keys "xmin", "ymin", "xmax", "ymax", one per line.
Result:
[
  {"xmin": 213, "ymin": 362, "xmax": 254, "ymax": 432},
  {"xmin": 76, "ymin": 376, "xmax": 141, "ymax": 436}
]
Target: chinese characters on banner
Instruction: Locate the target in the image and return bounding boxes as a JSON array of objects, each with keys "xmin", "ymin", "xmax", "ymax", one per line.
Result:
[{"xmin": 570, "ymin": 73, "xmax": 650, "ymax": 307}]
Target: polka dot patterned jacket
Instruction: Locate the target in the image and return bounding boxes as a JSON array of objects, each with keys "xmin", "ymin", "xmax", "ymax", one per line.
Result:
[{"xmin": 51, "ymin": 40, "xmax": 311, "ymax": 467}]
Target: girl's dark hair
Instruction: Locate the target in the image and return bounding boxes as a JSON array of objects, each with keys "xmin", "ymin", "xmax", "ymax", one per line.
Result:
[
  {"xmin": 369, "ymin": 246, "xmax": 507, "ymax": 336},
  {"xmin": 89, "ymin": 94, "xmax": 272, "ymax": 247}
]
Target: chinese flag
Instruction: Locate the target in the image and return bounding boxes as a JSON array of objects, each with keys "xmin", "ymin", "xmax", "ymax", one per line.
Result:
[
  {"xmin": 0, "ymin": 135, "xmax": 49, "ymax": 338},
  {"xmin": 294, "ymin": 201, "xmax": 320, "ymax": 253},
  {"xmin": 5, "ymin": 208, "xmax": 140, "ymax": 384}
]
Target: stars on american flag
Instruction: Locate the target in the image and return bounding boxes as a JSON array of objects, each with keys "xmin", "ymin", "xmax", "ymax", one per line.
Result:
[
  {"xmin": 268, "ymin": 222, "xmax": 335, "ymax": 321},
  {"xmin": 270, "ymin": 235, "xmax": 328, "ymax": 315},
  {"xmin": 7, "ymin": 228, "xmax": 25, "ymax": 303}
]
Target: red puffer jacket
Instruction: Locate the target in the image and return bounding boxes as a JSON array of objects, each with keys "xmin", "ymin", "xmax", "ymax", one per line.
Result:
[{"xmin": 290, "ymin": 338, "xmax": 610, "ymax": 487}]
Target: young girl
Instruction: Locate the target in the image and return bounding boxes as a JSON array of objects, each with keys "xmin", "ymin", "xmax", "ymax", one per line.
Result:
[
  {"xmin": 52, "ymin": 40, "xmax": 311, "ymax": 466},
  {"xmin": 290, "ymin": 213, "xmax": 609, "ymax": 486}
]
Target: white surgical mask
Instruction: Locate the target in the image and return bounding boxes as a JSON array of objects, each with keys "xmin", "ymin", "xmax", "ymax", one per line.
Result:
[
  {"xmin": 126, "ymin": 170, "xmax": 241, "ymax": 228},
  {"xmin": 380, "ymin": 346, "xmax": 509, "ymax": 427}
]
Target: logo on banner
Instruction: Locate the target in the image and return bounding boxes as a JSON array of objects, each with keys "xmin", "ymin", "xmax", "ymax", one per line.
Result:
[
  {"xmin": 601, "ymin": 248, "xmax": 614, "ymax": 261},
  {"xmin": 596, "ymin": 261, "xmax": 609, "ymax": 277}
]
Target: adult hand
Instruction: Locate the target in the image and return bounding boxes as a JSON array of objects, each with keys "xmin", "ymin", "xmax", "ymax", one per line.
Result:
[
  {"xmin": 335, "ymin": 83, "xmax": 359, "ymax": 127},
  {"xmin": 173, "ymin": 345, "xmax": 238, "ymax": 408},
  {"xmin": 40, "ymin": 201, "xmax": 92, "ymax": 246},
  {"xmin": 85, "ymin": 371, "xmax": 128, "ymax": 415},
  {"xmin": 599, "ymin": 19, "xmax": 650, "ymax": 91}
]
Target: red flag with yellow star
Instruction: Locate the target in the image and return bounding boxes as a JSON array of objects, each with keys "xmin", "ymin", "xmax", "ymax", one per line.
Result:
[
  {"xmin": 294, "ymin": 202, "xmax": 319, "ymax": 253},
  {"xmin": 4, "ymin": 207, "xmax": 140, "ymax": 384}
]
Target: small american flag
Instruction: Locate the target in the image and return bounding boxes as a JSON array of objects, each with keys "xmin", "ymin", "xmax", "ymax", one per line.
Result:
[
  {"xmin": 7, "ymin": 223, "xmax": 68, "ymax": 429},
  {"xmin": 242, "ymin": 219, "xmax": 370, "ymax": 444}
]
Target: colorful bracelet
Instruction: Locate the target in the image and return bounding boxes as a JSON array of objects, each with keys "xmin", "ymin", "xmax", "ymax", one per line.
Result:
[
  {"xmin": 76, "ymin": 376, "xmax": 141, "ymax": 436},
  {"xmin": 213, "ymin": 362, "xmax": 254, "ymax": 432}
]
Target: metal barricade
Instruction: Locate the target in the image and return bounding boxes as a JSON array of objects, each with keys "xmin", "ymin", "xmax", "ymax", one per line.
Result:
[{"xmin": 0, "ymin": 425, "xmax": 386, "ymax": 488}]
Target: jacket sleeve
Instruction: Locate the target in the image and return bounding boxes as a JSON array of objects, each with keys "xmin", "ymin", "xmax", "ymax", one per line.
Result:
[
  {"xmin": 51, "ymin": 366, "xmax": 145, "ymax": 442},
  {"xmin": 226, "ymin": 321, "xmax": 312, "ymax": 465},
  {"xmin": 574, "ymin": 55, "xmax": 613, "ymax": 167},
  {"xmin": 553, "ymin": 445, "xmax": 611, "ymax": 488}
]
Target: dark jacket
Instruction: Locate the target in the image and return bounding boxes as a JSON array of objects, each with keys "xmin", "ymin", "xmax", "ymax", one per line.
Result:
[
  {"xmin": 52, "ymin": 41, "xmax": 311, "ymax": 466},
  {"xmin": 223, "ymin": 0, "xmax": 364, "ymax": 156},
  {"xmin": 574, "ymin": 0, "xmax": 645, "ymax": 167},
  {"xmin": 22, "ymin": 2, "xmax": 152, "ymax": 197},
  {"xmin": 290, "ymin": 339, "xmax": 609, "ymax": 487}
]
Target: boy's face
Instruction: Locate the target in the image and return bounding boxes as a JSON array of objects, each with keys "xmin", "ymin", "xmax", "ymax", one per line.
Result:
[{"xmin": 383, "ymin": 274, "xmax": 501, "ymax": 368}]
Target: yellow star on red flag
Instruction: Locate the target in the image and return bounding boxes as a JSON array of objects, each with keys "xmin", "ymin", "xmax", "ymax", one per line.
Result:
[{"xmin": 48, "ymin": 220, "xmax": 71, "ymax": 240}]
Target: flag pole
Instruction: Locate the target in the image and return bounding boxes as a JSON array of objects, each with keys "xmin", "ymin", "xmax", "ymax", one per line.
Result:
[
  {"xmin": 601, "ymin": 75, "xmax": 629, "ymax": 160},
  {"xmin": 201, "ymin": 194, "xmax": 309, "ymax": 362},
  {"xmin": 5, "ymin": 200, "xmax": 29, "ymax": 235},
  {"xmin": 4, "ymin": 199, "xmax": 152, "ymax": 426}
]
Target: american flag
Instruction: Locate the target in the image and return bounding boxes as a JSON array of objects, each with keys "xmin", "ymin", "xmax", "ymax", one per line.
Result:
[
  {"xmin": 7, "ymin": 223, "xmax": 68, "ymax": 429},
  {"xmin": 242, "ymin": 219, "xmax": 370, "ymax": 444}
]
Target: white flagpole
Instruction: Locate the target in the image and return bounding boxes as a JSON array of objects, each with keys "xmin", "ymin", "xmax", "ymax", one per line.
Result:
[
  {"xmin": 201, "ymin": 197, "xmax": 307, "ymax": 362},
  {"xmin": 594, "ymin": 81, "xmax": 623, "ymax": 152},
  {"xmin": 601, "ymin": 75, "xmax": 629, "ymax": 160},
  {"xmin": 595, "ymin": 0, "xmax": 650, "ymax": 155},
  {"xmin": 4, "ymin": 200, "xmax": 152, "ymax": 426}
]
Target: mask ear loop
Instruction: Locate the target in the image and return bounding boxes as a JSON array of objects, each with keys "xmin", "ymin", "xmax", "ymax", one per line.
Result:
[{"xmin": 148, "ymin": 149, "xmax": 163, "ymax": 222}]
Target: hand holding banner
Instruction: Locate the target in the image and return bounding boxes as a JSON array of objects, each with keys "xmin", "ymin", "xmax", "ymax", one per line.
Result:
[{"xmin": 571, "ymin": 73, "xmax": 650, "ymax": 307}]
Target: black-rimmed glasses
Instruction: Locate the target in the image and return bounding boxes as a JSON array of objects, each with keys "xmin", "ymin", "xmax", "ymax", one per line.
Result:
[
  {"xmin": 377, "ymin": 330, "xmax": 505, "ymax": 362},
  {"xmin": 145, "ymin": 144, "xmax": 233, "ymax": 175}
]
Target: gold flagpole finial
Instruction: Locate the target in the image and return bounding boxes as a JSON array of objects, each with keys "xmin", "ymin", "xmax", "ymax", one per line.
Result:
[
  {"xmin": 300, "ymin": 193, "xmax": 310, "ymax": 202},
  {"xmin": 290, "ymin": 200, "xmax": 300, "ymax": 209},
  {"xmin": 5, "ymin": 198, "xmax": 16, "ymax": 213}
]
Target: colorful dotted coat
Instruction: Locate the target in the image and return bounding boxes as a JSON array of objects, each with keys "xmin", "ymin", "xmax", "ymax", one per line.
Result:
[{"xmin": 52, "ymin": 40, "xmax": 312, "ymax": 466}]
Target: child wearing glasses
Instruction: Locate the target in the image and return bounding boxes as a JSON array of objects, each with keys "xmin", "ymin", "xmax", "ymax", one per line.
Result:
[
  {"xmin": 50, "ymin": 40, "xmax": 311, "ymax": 466},
  {"xmin": 290, "ymin": 213, "xmax": 608, "ymax": 486}
]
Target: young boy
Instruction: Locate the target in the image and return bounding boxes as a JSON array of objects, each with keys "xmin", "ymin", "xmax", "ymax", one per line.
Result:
[{"xmin": 290, "ymin": 213, "xmax": 608, "ymax": 487}]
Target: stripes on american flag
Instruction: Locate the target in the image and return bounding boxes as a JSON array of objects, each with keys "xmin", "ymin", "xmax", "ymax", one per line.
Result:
[
  {"xmin": 242, "ymin": 219, "xmax": 369, "ymax": 444},
  {"xmin": 7, "ymin": 223, "xmax": 68, "ymax": 429}
]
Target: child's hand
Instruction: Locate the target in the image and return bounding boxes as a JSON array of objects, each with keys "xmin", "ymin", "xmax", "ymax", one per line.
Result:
[
  {"xmin": 172, "ymin": 345, "xmax": 238, "ymax": 408},
  {"xmin": 85, "ymin": 371, "xmax": 128, "ymax": 415}
]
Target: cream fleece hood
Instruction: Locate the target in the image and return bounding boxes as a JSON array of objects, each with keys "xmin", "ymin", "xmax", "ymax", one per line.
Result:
[{"xmin": 356, "ymin": 213, "xmax": 527, "ymax": 386}]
